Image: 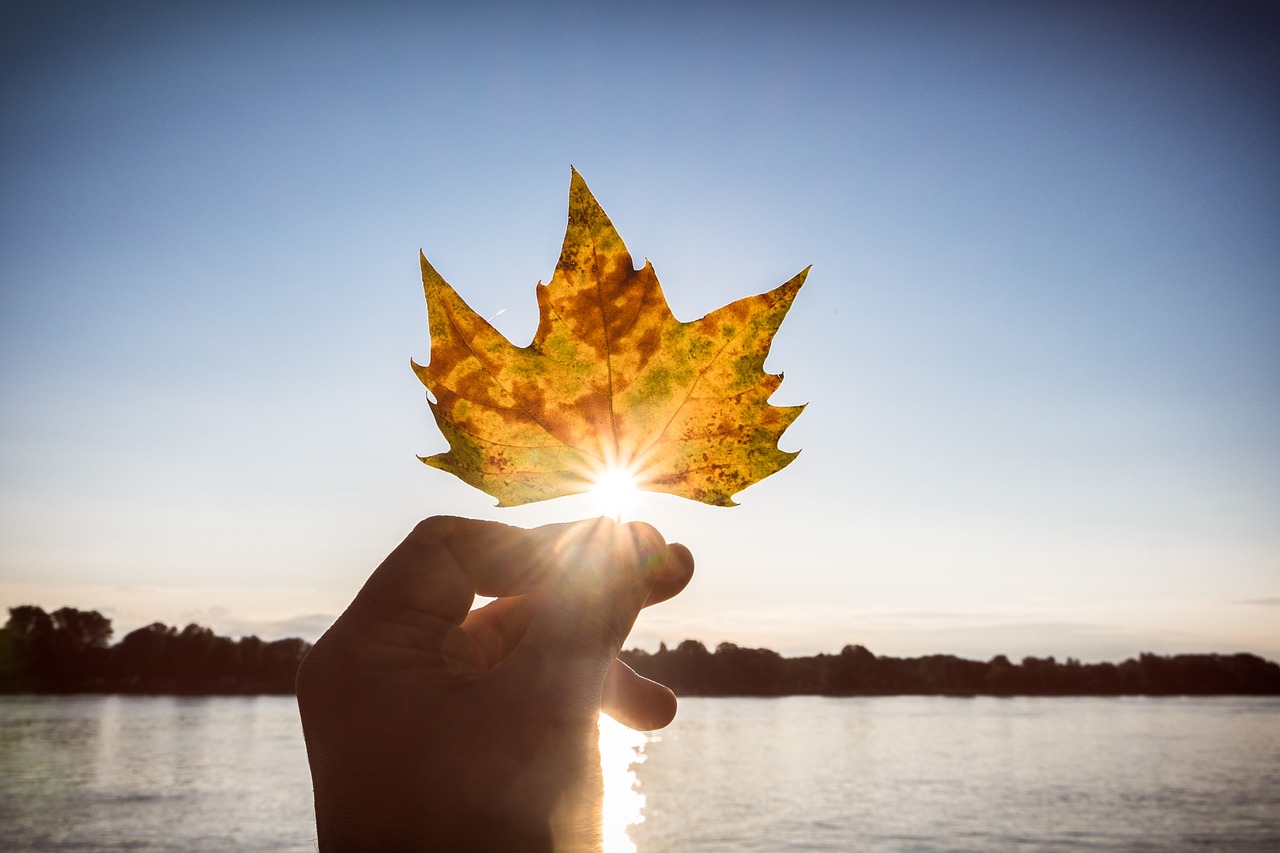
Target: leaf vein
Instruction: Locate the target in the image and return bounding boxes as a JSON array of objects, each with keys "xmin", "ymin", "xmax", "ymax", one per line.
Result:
[
  {"xmin": 640, "ymin": 311, "xmax": 767, "ymax": 463},
  {"xmin": 440, "ymin": 300, "xmax": 582, "ymax": 457}
]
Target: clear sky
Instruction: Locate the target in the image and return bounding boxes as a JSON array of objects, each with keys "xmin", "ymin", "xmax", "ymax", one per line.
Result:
[{"xmin": 2, "ymin": 0, "xmax": 1277, "ymax": 662}]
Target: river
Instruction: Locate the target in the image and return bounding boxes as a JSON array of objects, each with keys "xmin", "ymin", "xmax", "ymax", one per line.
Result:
[{"xmin": 1, "ymin": 695, "xmax": 1277, "ymax": 851}]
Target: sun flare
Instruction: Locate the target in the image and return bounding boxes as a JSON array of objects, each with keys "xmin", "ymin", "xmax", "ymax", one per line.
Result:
[{"xmin": 589, "ymin": 465, "xmax": 640, "ymax": 521}]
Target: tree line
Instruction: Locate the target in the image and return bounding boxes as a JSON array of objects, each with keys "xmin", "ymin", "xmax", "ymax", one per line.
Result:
[
  {"xmin": 4, "ymin": 605, "xmax": 1279, "ymax": 696},
  {"xmin": 620, "ymin": 640, "xmax": 1280, "ymax": 696},
  {"xmin": 0, "ymin": 605, "xmax": 309, "ymax": 694}
]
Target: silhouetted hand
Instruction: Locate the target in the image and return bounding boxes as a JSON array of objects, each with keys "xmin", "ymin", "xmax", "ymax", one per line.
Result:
[{"xmin": 296, "ymin": 516, "xmax": 694, "ymax": 852}]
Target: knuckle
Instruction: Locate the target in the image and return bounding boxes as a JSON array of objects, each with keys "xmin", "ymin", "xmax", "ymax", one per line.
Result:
[{"xmin": 407, "ymin": 515, "xmax": 460, "ymax": 545}]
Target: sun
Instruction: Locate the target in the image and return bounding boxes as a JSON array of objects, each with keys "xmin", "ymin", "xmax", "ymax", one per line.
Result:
[{"xmin": 589, "ymin": 465, "xmax": 640, "ymax": 521}]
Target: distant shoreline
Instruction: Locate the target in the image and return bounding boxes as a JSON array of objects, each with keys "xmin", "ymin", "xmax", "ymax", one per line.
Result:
[
  {"xmin": 618, "ymin": 640, "xmax": 1280, "ymax": 697},
  {"xmin": 5, "ymin": 605, "xmax": 1279, "ymax": 697},
  {"xmin": 4, "ymin": 690, "xmax": 1280, "ymax": 699}
]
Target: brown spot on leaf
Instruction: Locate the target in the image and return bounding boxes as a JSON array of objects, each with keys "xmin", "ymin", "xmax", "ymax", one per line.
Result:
[{"xmin": 416, "ymin": 170, "xmax": 806, "ymax": 507}]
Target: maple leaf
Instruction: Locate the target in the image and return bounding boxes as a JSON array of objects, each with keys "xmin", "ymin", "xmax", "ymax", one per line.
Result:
[{"xmin": 413, "ymin": 169, "xmax": 806, "ymax": 507}]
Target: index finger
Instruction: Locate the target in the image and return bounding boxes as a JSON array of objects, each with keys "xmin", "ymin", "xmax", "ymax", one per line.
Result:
[
  {"xmin": 355, "ymin": 515, "xmax": 670, "ymax": 627},
  {"xmin": 462, "ymin": 538, "xmax": 693, "ymax": 667}
]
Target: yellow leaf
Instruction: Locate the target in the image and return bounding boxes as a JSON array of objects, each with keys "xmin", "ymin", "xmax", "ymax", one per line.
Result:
[{"xmin": 413, "ymin": 169, "xmax": 807, "ymax": 507}]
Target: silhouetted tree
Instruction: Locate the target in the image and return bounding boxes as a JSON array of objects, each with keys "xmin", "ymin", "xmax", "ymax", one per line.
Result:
[
  {"xmin": 114, "ymin": 622, "xmax": 178, "ymax": 687},
  {"xmin": 620, "ymin": 641, "xmax": 1280, "ymax": 697},
  {"xmin": 2, "ymin": 605, "xmax": 56, "ymax": 690},
  {"xmin": 260, "ymin": 638, "xmax": 311, "ymax": 691},
  {"xmin": 8, "ymin": 603, "xmax": 1280, "ymax": 697},
  {"xmin": 0, "ymin": 606, "xmax": 114, "ymax": 691},
  {"xmin": 47, "ymin": 607, "xmax": 112, "ymax": 689}
]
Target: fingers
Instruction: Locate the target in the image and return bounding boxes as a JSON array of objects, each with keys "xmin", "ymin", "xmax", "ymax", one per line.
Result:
[
  {"xmin": 431, "ymin": 517, "xmax": 595, "ymax": 598},
  {"xmin": 460, "ymin": 593, "xmax": 539, "ymax": 668},
  {"xmin": 514, "ymin": 520, "xmax": 671, "ymax": 674},
  {"xmin": 643, "ymin": 542, "xmax": 694, "ymax": 607},
  {"xmin": 601, "ymin": 658, "xmax": 678, "ymax": 731},
  {"xmin": 463, "ymin": 539, "xmax": 693, "ymax": 668},
  {"xmin": 349, "ymin": 516, "xmax": 590, "ymax": 626},
  {"xmin": 349, "ymin": 515, "xmax": 692, "ymax": 696}
]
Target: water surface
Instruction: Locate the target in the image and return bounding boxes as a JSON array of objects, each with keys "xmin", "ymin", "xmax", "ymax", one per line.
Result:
[
  {"xmin": 632, "ymin": 696, "xmax": 1280, "ymax": 852},
  {"xmin": 2, "ymin": 695, "xmax": 1277, "ymax": 852},
  {"xmin": 0, "ymin": 696, "xmax": 314, "ymax": 851}
]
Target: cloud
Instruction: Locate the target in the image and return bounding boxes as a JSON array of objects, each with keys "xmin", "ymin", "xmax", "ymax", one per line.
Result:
[
  {"xmin": 1235, "ymin": 597, "xmax": 1280, "ymax": 607},
  {"xmin": 259, "ymin": 613, "xmax": 337, "ymax": 641},
  {"xmin": 173, "ymin": 607, "xmax": 337, "ymax": 642},
  {"xmin": 220, "ymin": 613, "xmax": 337, "ymax": 642}
]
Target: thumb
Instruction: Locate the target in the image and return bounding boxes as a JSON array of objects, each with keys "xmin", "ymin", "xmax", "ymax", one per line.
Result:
[{"xmin": 513, "ymin": 519, "xmax": 669, "ymax": 683}]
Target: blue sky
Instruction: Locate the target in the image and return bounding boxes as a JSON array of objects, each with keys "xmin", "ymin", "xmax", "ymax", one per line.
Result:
[{"xmin": 2, "ymin": 1, "xmax": 1277, "ymax": 661}]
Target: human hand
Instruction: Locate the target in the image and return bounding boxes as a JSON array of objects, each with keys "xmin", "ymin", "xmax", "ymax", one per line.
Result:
[{"xmin": 295, "ymin": 516, "xmax": 694, "ymax": 852}]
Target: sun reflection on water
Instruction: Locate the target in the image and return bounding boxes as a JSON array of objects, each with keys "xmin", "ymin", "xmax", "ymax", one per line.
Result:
[{"xmin": 599, "ymin": 712, "xmax": 648, "ymax": 853}]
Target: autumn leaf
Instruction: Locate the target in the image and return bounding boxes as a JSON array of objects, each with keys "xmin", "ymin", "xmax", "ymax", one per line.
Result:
[{"xmin": 413, "ymin": 169, "xmax": 806, "ymax": 507}]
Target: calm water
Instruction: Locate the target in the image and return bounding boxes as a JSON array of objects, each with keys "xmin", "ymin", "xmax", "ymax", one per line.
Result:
[
  {"xmin": 1, "ymin": 695, "xmax": 1277, "ymax": 852},
  {"xmin": 630, "ymin": 696, "xmax": 1280, "ymax": 852},
  {"xmin": 0, "ymin": 696, "xmax": 315, "ymax": 851}
]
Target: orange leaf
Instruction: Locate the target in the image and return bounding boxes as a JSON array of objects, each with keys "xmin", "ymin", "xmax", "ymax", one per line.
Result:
[{"xmin": 414, "ymin": 169, "xmax": 806, "ymax": 507}]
